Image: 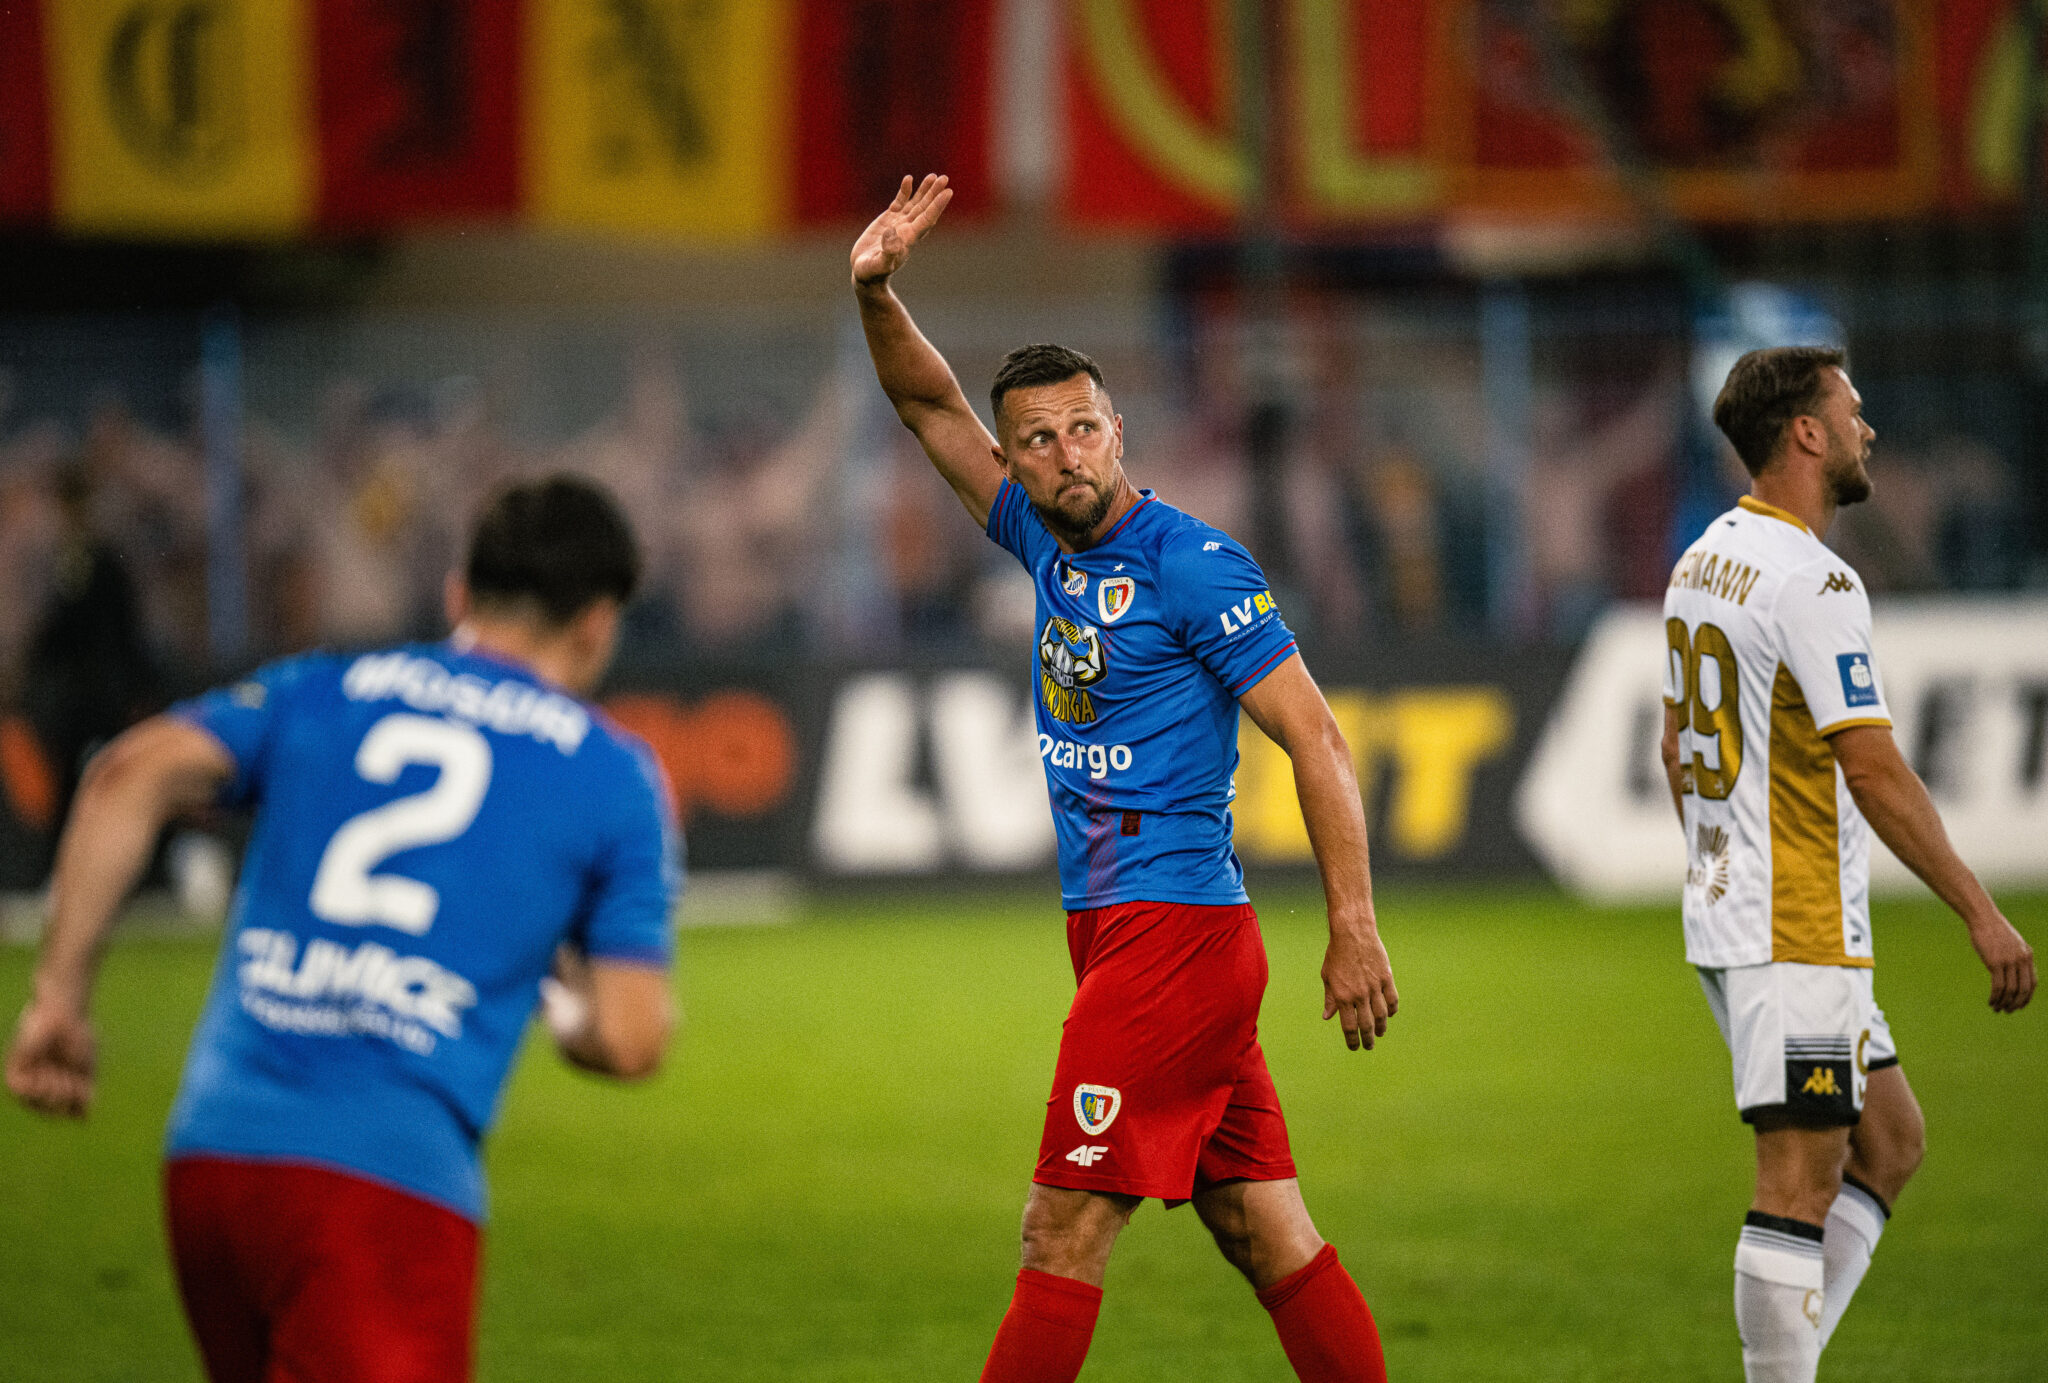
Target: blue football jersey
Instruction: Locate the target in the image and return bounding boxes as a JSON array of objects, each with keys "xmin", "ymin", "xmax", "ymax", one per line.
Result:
[
  {"xmin": 164, "ymin": 643, "xmax": 681, "ymax": 1220},
  {"xmin": 987, "ymin": 482, "xmax": 1298, "ymax": 909}
]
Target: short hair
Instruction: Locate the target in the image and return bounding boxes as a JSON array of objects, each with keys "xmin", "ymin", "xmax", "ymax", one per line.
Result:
[
  {"xmin": 1712, "ymin": 346, "xmax": 1848, "ymax": 476},
  {"xmin": 990, "ymin": 343, "xmax": 1106, "ymax": 425},
  {"xmin": 464, "ymin": 474, "xmax": 641, "ymax": 626}
]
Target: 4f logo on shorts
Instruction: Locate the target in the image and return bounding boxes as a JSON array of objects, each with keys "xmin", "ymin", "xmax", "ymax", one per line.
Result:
[
  {"xmin": 1073, "ymin": 1083, "xmax": 1121, "ymax": 1135},
  {"xmin": 1065, "ymin": 1145, "xmax": 1110, "ymax": 1167}
]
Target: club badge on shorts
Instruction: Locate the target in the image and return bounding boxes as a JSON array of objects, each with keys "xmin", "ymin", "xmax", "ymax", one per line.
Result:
[
  {"xmin": 1097, "ymin": 576, "xmax": 1135, "ymax": 624},
  {"xmin": 1074, "ymin": 1084, "xmax": 1122, "ymax": 1135}
]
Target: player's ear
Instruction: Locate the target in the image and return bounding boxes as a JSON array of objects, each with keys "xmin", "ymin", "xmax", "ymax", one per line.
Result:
[
  {"xmin": 443, "ymin": 572, "xmax": 470, "ymax": 629},
  {"xmin": 991, "ymin": 441, "xmax": 1010, "ymax": 476}
]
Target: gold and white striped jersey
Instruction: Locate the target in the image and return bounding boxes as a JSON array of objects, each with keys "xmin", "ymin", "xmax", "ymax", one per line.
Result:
[{"xmin": 1661, "ymin": 496, "xmax": 1893, "ymax": 970}]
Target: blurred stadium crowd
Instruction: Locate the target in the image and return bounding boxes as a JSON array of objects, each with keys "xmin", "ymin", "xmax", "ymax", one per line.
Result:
[{"xmin": 0, "ymin": 278, "xmax": 2032, "ymax": 704}]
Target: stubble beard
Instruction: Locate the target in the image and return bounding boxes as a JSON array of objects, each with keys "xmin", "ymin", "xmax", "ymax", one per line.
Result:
[
  {"xmin": 1033, "ymin": 478, "xmax": 1116, "ymax": 544},
  {"xmin": 1825, "ymin": 435, "xmax": 1873, "ymax": 507}
]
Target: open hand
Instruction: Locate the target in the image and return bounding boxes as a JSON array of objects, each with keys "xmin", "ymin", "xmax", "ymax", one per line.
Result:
[
  {"xmin": 6, "ymin": 997, "xmax": 97, "ymax": 1118},
  {"xmin": 851, "ymin": 174, "xmax": 953, "ymax": 286},
  {"xmin": 1322, "ymin": 921, "xmax": 1399, "ymax": 1051},
  {"xmin": 1968, "ymin": 911, "xmax": 2036, "ymax": 1013}
]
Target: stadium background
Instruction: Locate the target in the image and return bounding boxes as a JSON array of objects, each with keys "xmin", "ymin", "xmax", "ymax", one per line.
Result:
[{"xmin": 0, "ymin": 2, "xmax": 2043, "ymax": 1379}]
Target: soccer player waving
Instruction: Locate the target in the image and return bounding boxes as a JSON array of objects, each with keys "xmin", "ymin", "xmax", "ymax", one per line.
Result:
[
  {"xmin": 1665, "ymin": 349, "xmax": 2035, "ymax": 1383},
  {"xmin": 855, "ymin": 175, "xmax": 1397, "ymax": 1383},
  {"xmin": 6, "ymin": 476, "xmax": 681, "ymax": 1383}
]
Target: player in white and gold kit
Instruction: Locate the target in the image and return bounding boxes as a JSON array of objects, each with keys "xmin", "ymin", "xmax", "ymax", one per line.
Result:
[{"xmin": 1663, "ymin": 347, "xmax": 2034, "ymax": 1383}]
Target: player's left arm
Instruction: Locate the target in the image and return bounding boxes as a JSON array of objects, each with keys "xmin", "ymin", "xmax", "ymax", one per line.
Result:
[
  {"xmin": 1239, "ymin": 655, "xmax": 1399, "ymax": 1051},
  {"xmin": 544, "ymin": 744, "xmax": 682, "ymax": 1080},
  {"xmin": 541, "ymin": 946, "xmax": 673, "ymax": 1081},
  {"xmin": 6, "ymin": 717, "xmax": 234, "ymax": 1118},
  {"xmin": 1831, "ymin": 725, "xmax": 2035, "ymax": 1014}
]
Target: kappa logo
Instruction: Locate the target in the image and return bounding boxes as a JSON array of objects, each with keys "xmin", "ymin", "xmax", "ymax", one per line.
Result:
[
  {"xmin": 1065, "ymin": 1145, "xmax": 1110, "ymax": 1167},
  {"xmin": 1098, "ymin": 575, "xmax": 1136, "ymax": 624},
  {"xmin": 1817, "ymin": 571, "xmax": 1856, "ymax": 595},
  {"xmin": 1062, "ymin": 564, "xmax": 1088, "ymax": 597},
  {"xmin": 1801, "ymin": 1066, "xmax": 1841, "ymax": 1097},
  {"xmin": 1074, "ymin": 1083, "xmax": 1122, "ymax": 1135}
]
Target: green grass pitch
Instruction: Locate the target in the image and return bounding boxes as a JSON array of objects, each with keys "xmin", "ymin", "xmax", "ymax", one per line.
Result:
[{"xmin": 3, "ymin": 884, "xmax": 2043, "ymax": 1381}]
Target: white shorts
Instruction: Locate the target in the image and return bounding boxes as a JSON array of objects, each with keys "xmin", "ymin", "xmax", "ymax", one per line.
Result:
[{"xmin": 1696, "ymin": 962, "xmax": 1898, "ymax": 1127}]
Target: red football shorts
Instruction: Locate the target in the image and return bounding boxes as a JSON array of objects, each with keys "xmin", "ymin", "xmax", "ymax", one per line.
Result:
[
  {"xmin": 1034, "ymin": 899, "xmax": 1297, "ymax": 1202},
  {"xmin": 164, "ymin": 1156, "xmax": 478, "ymax": 1383}
]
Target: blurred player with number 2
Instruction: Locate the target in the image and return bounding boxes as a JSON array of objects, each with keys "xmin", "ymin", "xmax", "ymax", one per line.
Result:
[{"xmin": 6, "ymin": 476, "xmax": 681, "ymax": 1383}]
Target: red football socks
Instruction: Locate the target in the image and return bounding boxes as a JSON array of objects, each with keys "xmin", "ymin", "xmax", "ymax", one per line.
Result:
[
  {"xmin": 1255, "ymin": 1243, "xmax": 1389, "ymax": 1383},
  {"xmin": 978, "ymin": 1268, "xmax": 1104, "ymax": 1383}
]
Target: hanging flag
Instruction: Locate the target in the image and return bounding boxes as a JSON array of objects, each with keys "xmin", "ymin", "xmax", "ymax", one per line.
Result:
[
  {"xmin": 526, "ymin": 0, "xmax": 794, "ymax": 239},
  {"xmin": 46, "ymin": 0, "xmax": 316, "ymax": 237},
  {"xmin": 792, "ymin": 0, "xmax": 994, "ymax": 224},
  {"xmin": 0, "ymin": 2, "xmax": 52, "ymax": 224},
  {"xmin": 1065, "ymin": 0, "xmax": 1240, "ymax": 229},
  {"xmin": 1063, "ymin": 0, "xmax": 1443, "ymax": 230},
  {"xmin": 313, "ymin": 0, "xmax": 522, "ymax": 228},
  {"xmin": 1465, "ymin": 0, "xmax": 1938, "ymax": 223}
]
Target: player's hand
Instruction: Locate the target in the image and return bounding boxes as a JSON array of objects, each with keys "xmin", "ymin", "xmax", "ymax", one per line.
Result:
[
  {"xmin": 1966, "ymin": 911, "xmax": 2035, "ymax": 1013},
  {"xmin": 5, "ymin": 996, "xmax": 98, "ymax": 1118},
  {"xmin": 1322, "ymin": 920, "xmax": 1398, "ymax": 1052},
  {"xmin": 851, "ymin": 174, "xmax": 953, "ymax": 287}
]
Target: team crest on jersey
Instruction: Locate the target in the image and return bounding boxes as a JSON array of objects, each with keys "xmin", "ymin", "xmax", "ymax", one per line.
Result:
[
  {"xmin": 1097, "ymin": 575, "xmax": 1136, "ymax": 624},
  {"xmin": 1038, "ymin": 617, "xmax": 1105, "ymax": 724},
  {"xmin": 1062, "ymin": 564, "xmax": 1088, "ymax": 597},
  {"xmin": 1074, "ymin": 1084, "xmax": 1122, "ymax": 1135}
]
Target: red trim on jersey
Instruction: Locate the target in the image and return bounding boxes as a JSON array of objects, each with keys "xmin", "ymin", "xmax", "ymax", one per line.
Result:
[
  {"xmin": 1230, "ymin": 641, "xmax": 1299, "ymax": 694},
  {"xmin": 1095, "ymin": 492, "xmax": 1157, "ymax": 546}
]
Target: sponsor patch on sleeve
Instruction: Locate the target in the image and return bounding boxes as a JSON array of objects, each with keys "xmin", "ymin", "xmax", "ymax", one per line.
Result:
[{"xmin": 1836, "ymin": 652, "xmax": 1880, "ymax": 708}]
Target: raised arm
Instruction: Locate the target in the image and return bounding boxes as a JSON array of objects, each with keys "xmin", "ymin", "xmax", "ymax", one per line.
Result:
[
  {"xmin": 6, "ymin": 717, "xmax": 233, "ymax": 1117},
  {"xmin": 1240, "ymin": 654, "xmax": 1398, "ymax": 1051},
  {"xmin": 851, "ymin": 174, "xmax": 1005, "ymax": 526},
  {"xmin": 1830, "ymin": 725, "xmax": 2035, "ymax": 1013}
]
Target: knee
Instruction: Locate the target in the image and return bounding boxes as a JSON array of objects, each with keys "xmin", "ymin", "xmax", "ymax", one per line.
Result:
[{"xmin": 1204, "ymin": 1220, "xmax": 1258, "ymax": 1282}]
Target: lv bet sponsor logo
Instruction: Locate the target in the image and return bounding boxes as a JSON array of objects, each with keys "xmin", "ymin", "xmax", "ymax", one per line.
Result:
[
  {"xmin": 1038, "ymin": 617, "xmax": 1105, "ymax": 724},
  {"xmin": 1217, "ymin": 590, "xmax": 1277, "ymax": 636}
]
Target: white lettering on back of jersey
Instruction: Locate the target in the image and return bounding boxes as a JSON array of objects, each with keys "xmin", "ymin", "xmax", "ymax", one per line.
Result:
[
  {"xmin": 342, "ymin": 652, "xmax": 589, "ymax": 754},
  {"xmin": 238, "ymin": 928, "xmax": 478, "ymax": 1052}
]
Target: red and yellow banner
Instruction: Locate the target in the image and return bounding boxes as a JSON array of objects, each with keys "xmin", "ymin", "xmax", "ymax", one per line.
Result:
[
  {"xmin": 0, "ymin": 2, "xmax": 52, "ymax": 225},
  {"xmin": 312, "ymin": 0, "xmax": 522, "ymax": 228},
  {"xmin": 46, "ymin": 0, "xmax": 316, "ymax": 237},
  {"xmin": 0, "ymin": 1, "xmax": 2040, "ymax": 243},
  {"xmin": 793, "ymin": 0, "xmax": 996, "ymax": 223},
  {"xmin": 525, "ymin": 0, "xmax": 794, "ymax": 239}
]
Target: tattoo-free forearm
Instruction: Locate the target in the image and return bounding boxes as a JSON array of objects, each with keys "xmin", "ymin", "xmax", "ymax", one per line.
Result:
[
  {"xmin": 1843, "ymin": 750, "xmax": 1994, "ymax": 926},
  {"xmin": 1292, "ymin": 716, "xmax": 1377, "ymax": 933},
  {"xmin": 35, "ymin": 766, "xmax": 176, "ymax": 1014},
  {"xmin": 855, "ymin": 280, "xmax": 970, "ymax": 419}
]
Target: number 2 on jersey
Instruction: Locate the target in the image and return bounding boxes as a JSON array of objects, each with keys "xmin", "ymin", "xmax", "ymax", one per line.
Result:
[
  {"xmin": 1666, "ymin": 618, "xmax": 1743, "ymax": 799},
  {"xmin": 309, "ymin": 714, "xmax": 494, "ymax": 935}
]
